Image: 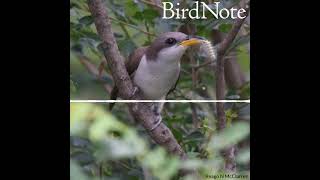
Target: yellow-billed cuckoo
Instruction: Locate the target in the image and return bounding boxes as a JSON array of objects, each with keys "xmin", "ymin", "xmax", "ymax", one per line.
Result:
[{"xmin": 110, "ymin": 32, "xmax": 202, "ymax": 130}]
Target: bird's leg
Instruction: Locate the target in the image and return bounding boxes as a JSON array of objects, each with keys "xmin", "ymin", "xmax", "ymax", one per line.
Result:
[
  {"xmin": 150, "ymin": 98, "xmax": 165, "ymax": 131},
  {"xmin": 152, "ymin": 101, "xmax": 165, "ymax": 116}
]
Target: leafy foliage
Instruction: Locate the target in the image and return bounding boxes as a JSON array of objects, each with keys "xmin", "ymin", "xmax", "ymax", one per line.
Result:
[{"xmin": 70, "ymin": 103, "xmax": 250, "ymax": 180}]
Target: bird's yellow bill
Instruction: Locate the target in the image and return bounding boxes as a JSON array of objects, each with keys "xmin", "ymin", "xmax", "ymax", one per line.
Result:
[{"xmin": 179, "ymin": 38, "xmax": 202, "ymax": 47}]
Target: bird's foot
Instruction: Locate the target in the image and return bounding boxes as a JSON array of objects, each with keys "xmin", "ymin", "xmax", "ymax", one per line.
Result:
[
  {"xmin": 149, "ymin": 115, "xmax": 162, "ymax": 131},
  {"xmin": 151, "ymin": 103, "xmax": 162, "ymax": 115},
  {"xmin": 153, "ymin": 106, "xmax": 161, "ymax": 116},
  {"xmin": 148, "ymin": 103, "xmax": 163, "ymax": 131}
]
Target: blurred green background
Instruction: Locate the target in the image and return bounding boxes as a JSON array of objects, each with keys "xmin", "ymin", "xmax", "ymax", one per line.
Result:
[{"xmin": 71, "ymin": 103, "xmax": 250, "ymax": 180}]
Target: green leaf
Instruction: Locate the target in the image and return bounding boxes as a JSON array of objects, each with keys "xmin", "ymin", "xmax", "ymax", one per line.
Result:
[
  {"xmin": 142, "ymin": 9, "xmax": 159, "ymax": 23},
  {"xmin": 70, "ymin": 79, "xmax": 77, "ymax": 93},
  {"xmin": 236, "ymin": 148, "xmax": 250, "ymax": 164},
  {"xmin": 70, "ymin": 160, "xmax": 89, "ymax": 180},
  {"xmin": 171, "ymin": 127, "xmax": 183, "ymax": 142},
  {"xmin": 70, "ymin": 103, "xmax": 94, "ymax": 135},
  {"xmin": 209, "ymin": 122, "xmax": 249, "ymax": 150},
  {"xmin": 240, "ymin": 82, "xmax": 250, "ymax": 99},
  {"xmin": 132, "ymin": 12, "xmax": 144, "ymax": 21},
  {"xmin": 123, "ymin": 0, "xmax": 141, "ymax": 17},
  {"xmin": 142, "ymin": 148, "xmax": 180, "ymax": 180},
  {"xmin": 118, "ymin": 39, "xmax": 137, "ymax": 58},
  {"xmin": 237, "ymin": 45, "xmax": 250, "ymax": 72},
  {"xmin": 219, "ymin": 23, "xmax": 232, "ymax": 33},
  {"xmin": 79, "ymin": 16, "xmax": 94, "ymax": 26},
  {"xmin": 225, "ymin": 109, "xmax": 238, "ymax": 127}
]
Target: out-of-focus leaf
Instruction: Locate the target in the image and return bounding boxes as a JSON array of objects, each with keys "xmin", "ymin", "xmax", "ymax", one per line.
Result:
[
  {"xmin": 142, "ymin": 9, "xmax": 159, "ymax": 23},
  {"xmin": 225, "ymin": 109, "xmax": 238, "ymax": 127},
  {"xmin": 171, "ymin": 127, "xmax": 183, "ymax": 142},
  {"xmin": 209, "ymin": 121, "xmax": 249, "ymax": 150},
  {"xmin": 180, "ymin": 159, "xmax": 203, "ymax": 170},
  {"xmin": 70, "ymin": 160, "xmax": 89, "ymax": 180},
  {"xmin": 118, "ymin": 39, "xmax": 137, "ymax": 58},
  {"xmin": 132, "ymin": 12, "xmax": 144, "ymax": 20},
  {"xmin": 240, "ymin": 82, "xmax": 250, "ymax": 99},
  {"xmin": 70, "ymin": 79, "xmax": 77, "ymax": 93},
  {"xmin": 142, "ymin": 148, "xmax": 180, "ymax": 180},
  {"xmin": 186, "ymin": 151, "xmax": 200, "ymax": 158},
  {"xmin": 70, "ymin": 0, "xmax": 88, "ymax": 10},
  {"xmin": 79, "ymin": 16, "xmax": 94, "ymax": 26},
  {"xmin": 96, "ymin": 139, "xmax": 144, "ymax": 160},
  {"xmin": 237, "ymin": 45, "xmax": 250, "ymax": 72},
  {"xmin": 219, "ymin": 23, "xmax": 232, "ymax": 33},
  {"xmin": 70, "ymin": 103, "xmax": 94, "ymax": 135},
  {"xmin": 123, "ymin": 0, "xmax": 140, "ymax": 17},
  {"xmin": 84, "ymin": 105, "xmax": 146, "ymax": 159},
  {"xmin": 236, "ymin": 148, "xmax": 250, "ymax": 164}
]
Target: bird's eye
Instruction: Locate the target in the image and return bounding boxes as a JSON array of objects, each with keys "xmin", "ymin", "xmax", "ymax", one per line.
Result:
[{"xmin": 165, "ymin": 38, "xmax": 176, "ymax": 45}]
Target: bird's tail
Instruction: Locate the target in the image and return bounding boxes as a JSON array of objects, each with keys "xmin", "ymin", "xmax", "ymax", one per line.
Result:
[{"xmin": 109, "ymin": 86, "xmax": 118, "ymax": 110}]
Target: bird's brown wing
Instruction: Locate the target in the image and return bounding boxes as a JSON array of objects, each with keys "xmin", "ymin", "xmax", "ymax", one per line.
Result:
[
  {"xmin": 109, "ymin": 46, "xmax": 148, "ymax": 110},
  {"xmin": 126, "ymin": 46, "xmax": 148, "ymax": 75}
]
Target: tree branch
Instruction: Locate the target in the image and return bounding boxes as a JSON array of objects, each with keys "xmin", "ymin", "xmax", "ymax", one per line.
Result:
[
  {"xmin": 216, "ymin": 8, "xmax": 250, "ymax": 57},
  {"xmin": 87, "ymin": 0, "xmax": 188, "ymax": 165},
  {"xmin": 215, "ymin": 6, "xmax": 250, "ymax": 173}
]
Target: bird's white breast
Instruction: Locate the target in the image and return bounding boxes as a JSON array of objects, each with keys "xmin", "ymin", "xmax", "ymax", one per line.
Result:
[{"xmin": 133, "ymin": 55, "xmax": 180, "ymax": 99}]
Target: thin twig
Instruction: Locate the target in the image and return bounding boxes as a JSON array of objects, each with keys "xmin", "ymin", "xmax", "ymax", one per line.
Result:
[
  {"xmin": 109, "ymin": 17, "xmax": 156, "ymax": 36},
  {"xmin": 188, "ymin": 50, "xmax": 200, "ymax": 129},
  {"xmin": 78, "ymin": 55, "xmax": 112, "ymax": 94},
  {"xmin": 216, "ymin": 8, "xmax": 250, "ymax": 56},
  {"xmin": 194, "ymin": 60, "xmax": 215, "ymax": 70},
  {"xmin": 145, "ymin": 21, "xmax": 152, "ymax": 43},
  {"xmin": 139, "ymin": 0, "xmax": 163, "ymax": 11},
  {"xmin": 192, "ymin": 56, "xmax": 235, "ymax": 70}
]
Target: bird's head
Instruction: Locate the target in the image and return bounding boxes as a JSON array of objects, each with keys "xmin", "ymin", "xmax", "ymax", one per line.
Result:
[{"xmin": 146, "ymin": 32, "xmax": 202, "ymax": 62}]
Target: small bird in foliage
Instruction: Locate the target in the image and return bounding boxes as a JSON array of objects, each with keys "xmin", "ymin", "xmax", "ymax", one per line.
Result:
[{"xmin": 110, "ymin": 32, "xmax": 202, "ymax": 130}]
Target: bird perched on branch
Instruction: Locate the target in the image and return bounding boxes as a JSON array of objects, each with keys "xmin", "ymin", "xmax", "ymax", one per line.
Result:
[{"xmin": 110, "ymin": 32, "xmax": 202, "ymax": 130}]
